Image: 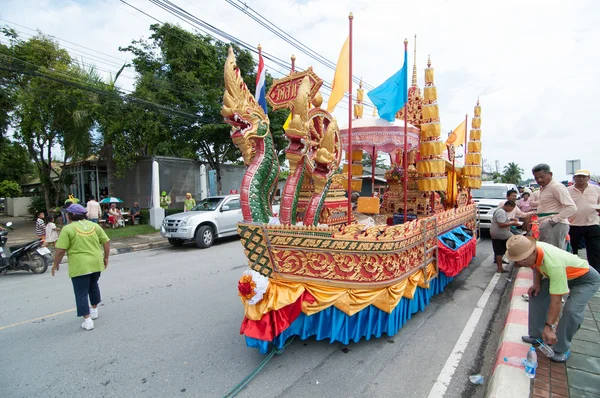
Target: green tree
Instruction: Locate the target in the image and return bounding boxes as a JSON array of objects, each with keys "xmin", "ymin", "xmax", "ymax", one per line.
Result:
[
  {"xmin": 502, "ymin": 162, "xmax": 524, "ymax": 184},
  {"xmin": 1, "ymin": 32, "xmax": 99, "ymax": 211},
  {"xmin": 120, "ymin": 23, "xmax": 286, "ymax": 194},
  {"xmin": 362, "ymin": 153, "xmax": 389, "ymax": 170},
  {"xmin": 0, "ymin": 180, "xmax": 21, "ymax": 197},
  {"xmin": 0, "ymin": 137, "xmax": 33, "ymax": 184}
]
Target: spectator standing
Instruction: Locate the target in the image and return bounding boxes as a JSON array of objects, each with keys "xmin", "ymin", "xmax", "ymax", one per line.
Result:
[
  {"xmin": 567, "ymin": 169, "xmax": 600, "ymax": 272},
  {"xmin": 35, "ymin": 212, "xmax": 45, "ymax": 241},
  {"xmin": 86, "ymin": 196, "xmax": 102, "ymax": 223},
  {"xmin": 160, "ymin": 191, "xmax": 171, "ymax": 209},
  {"xmin": 183, "ymin": 193, "xmax": 196, "ymax": 212},
  {"xmin": 491, "ymin": 200, "xmax": 520, "ymax": 273},
  {"xmin": 517, "ymin": 189, "xmax": 533, "ymax": 212},
  {"xmin": 44, "ymin": 215, "xmax": 60, "ymax": 247},
  {"xmin": 532, "ymin": 164, "xmax": 577, "ymax": 249}
]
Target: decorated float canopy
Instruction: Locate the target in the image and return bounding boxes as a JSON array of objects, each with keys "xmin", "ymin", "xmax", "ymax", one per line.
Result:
[{"xmin": 339, "ymin": 117, "xmax": 420, "ymax": 154}]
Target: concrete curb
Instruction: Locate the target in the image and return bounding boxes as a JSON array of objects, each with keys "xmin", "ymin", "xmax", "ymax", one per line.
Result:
[
  {"xmin": 59, "ymin": 240, "xmax": 170, "ymax": 264},
  {"xmin": 486, "ymin": 267, "xmax": 533, "ymax": 398}
]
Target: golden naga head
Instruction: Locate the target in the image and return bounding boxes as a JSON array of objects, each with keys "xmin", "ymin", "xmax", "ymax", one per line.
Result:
[{"xmin": 221, "ymin": 47, "xmax": 269, "ymax": 165}]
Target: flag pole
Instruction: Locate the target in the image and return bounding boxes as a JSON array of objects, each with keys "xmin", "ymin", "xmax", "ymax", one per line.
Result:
[
  {"xmin": 347, "ymin": 13, "xmax": 354, "ymax": 224},
  {"xmin": 372, "ymin": 146, "xmax": 376, "ymax": 196},
  {"xmin": 464, "ymin": 113, "xmax": 468, "ymax": 159},
  {"xmin": 402, "ymin": 38, "xmax": 409, "ymax": 220}
]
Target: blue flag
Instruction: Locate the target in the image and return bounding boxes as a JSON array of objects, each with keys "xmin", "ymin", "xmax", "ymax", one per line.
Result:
[{"xmin": 367, "ymin": 50, "xmax": 408, "ymax": 122}]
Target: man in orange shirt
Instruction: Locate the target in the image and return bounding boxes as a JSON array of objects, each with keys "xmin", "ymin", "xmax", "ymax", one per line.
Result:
[
  {"xmin": 568, "ymin": 169, "xmax": 600, "ymax": 272},
  {"xmin": 532, "ymin": 164, "xmax": 577, "ymax": 250}
]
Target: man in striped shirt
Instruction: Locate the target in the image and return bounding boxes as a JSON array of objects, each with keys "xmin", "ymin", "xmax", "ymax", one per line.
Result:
[{"xmin": 35, "ymin": 212, "xmax": 46, "ymax": 240}]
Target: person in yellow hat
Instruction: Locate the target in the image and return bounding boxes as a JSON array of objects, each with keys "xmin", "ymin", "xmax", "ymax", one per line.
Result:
[
  {"xmin": 567, "ymin": 169, "xmax": 600, "ymax": 272},
  {"xmin": 160, "ymin": 191, "xmax": 171, "ymax": 210},
  {"xmin": 183, "ymin": 193, "xmax": 196, "ymax": 212},
  {"xmin": 507, "ymin": 234, "xmax": 600, "ymax": 362}
]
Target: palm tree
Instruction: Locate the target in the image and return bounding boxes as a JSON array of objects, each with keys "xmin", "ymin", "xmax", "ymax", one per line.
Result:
[{"xmin": 502, "ymin": 162, "xmax": 524, "ymax": 184}]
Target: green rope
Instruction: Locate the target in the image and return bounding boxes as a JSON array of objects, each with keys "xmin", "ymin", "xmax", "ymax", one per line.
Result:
[{"xmin": 223, "ymin": 337, "xmax": 296, "ymax": 398}]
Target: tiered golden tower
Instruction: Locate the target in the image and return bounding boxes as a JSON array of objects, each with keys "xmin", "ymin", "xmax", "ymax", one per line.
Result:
[{"xmin": 462, "ymin": 100, "xmax": 483, "ymax": 188}]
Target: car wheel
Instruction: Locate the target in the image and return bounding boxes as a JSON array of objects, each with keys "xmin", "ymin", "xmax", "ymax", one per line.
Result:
[
  {"xmin": 168, "ymin": 238, "xmax": 184, "ymax": 247},
  {"xmin": 195, "ymin": 225, "xmax": 214, "ymax": 249}
]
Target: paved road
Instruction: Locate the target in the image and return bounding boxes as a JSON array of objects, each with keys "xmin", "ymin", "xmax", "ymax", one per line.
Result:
[{"xmin": 0, "ymin": 237, "xmax": 509, "ymax": 398}]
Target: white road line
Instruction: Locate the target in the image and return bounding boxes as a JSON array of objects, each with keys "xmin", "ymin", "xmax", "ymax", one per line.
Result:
[{"xmin": 427, "ymin": 269, "xmax": 501, "ymax": 398}]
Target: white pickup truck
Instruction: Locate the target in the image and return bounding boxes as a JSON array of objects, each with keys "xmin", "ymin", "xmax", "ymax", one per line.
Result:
[
  {"xmin": 160, "ymin": 195, "xmax": 244, "ymax": 249},
  {"xmin": 470, "ymin": 182, "xmax": 519, "ymax": 230}
]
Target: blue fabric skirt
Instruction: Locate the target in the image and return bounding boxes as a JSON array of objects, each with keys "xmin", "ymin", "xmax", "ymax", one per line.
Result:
[{"xmin": 245, "ymin": 272, "xmax": 454, "ymax": 354}]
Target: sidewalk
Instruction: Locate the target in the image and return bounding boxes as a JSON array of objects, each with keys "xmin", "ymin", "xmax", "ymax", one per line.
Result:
[
  {"xmin": 488, "ymin": 251, "xmax": 600, "ymax": 398},
  {"xmin": 0, "ymin": 215, "xmax": 170, "ymax": 260}
]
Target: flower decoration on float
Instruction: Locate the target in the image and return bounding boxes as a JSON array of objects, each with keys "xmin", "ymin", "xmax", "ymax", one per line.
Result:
[
  {"xmin": 384, "ymin": 164, "xmax": 404, "ymax": 181},
  {"xmin": 237, "ymin": 270, "xmax": 269, "ymax": 305}
]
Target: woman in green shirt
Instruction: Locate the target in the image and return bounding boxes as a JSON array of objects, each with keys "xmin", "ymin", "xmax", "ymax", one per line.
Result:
[
  {"xmin": 183, "ymin": 192, "xmax": 196, "ymax": 212},
  {"xmin": 51, "ymin": 204, "xmax": 110, "ymax": 331}
]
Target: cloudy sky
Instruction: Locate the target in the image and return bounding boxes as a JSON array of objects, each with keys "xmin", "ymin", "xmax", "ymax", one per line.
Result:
[{"xmin": 2, "ymin": 0, "xmax": 599, "ymax": 181}]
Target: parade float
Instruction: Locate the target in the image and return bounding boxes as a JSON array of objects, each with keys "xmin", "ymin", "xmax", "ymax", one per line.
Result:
[{"xmin": 222, "ymin": 32, "xmax": 483, "ymax": 354}]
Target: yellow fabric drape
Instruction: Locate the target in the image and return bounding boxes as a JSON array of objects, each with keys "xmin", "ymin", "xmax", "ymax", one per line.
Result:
[
  {"xmin": 418, "ymin": 178, "xmax": 448, "ymax": 191},
  {"xmin": 417, "ymin": 159, "xmax": 446, "ymax": 174},
  {"xmin": 242, "ymin": 263, "xmax": 438, "ymax": 319},
  {"xmin": 425, "ymin": 67, "xmax": 434, "ymax": 84},
  {"xmin": 471, "ymin": 117, "xmax": 481, "ymax": 129},
  {"xmin": 462, "ymin": 177, "xmax": 482, "ymax": 188},
  {"xmin": 423, "ymin": 86, "xmax": 437, "ymax": 102},
  {"xmin": 446, "ymin": 169, "xmax": 458, "ymax": 207},
  {"xmin": 467, "ymin": 141, "xmax": 482, "ymax": 153},
  {"xmin": 420, "ymin": 122, "xmax": 441, "ymax": 139},
  {"xmin": 327, "ymin": 37, "xmax": 350, "ymax": 113},
  {"xmin": 419, "ymin": 141, "xmax": 445, "ymax": 157},
  {"xmin": 474, "ymin": 105, "xmax": 481, "ymax": 117},
  {"xmin": 422, "ymin": 104, "xmax": 439, "ymax": 120},
  {"xmin": 463, "ymin": 165, "xmax": 482, "ymax": 177},
  {"xmin": 469, "ymin": 129, "xmax": 481, "ymax": 140},
  {"xmin": 465, "ymin": 153, "xmax": 482, "ymax": 165}
]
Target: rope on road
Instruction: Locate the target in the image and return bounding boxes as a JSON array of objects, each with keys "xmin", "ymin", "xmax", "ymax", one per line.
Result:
[{"xmin": 223, "ymin": 337, "xmax": 296, "ymax": 398}]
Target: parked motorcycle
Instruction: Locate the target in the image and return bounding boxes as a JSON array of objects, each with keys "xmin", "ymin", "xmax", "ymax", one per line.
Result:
[{"xmin": 0, "ymin": 222, "xmax": 51, "ymax": 275}]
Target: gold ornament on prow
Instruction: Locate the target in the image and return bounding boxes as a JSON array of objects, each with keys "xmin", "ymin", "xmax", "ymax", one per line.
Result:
[
  {"xmin": 353, "ymin": 79, "xmax": 364, "ymax": 119},
  {"xmin": 311, "ymin": 92, "xmax": 323, "ymax": 108}
]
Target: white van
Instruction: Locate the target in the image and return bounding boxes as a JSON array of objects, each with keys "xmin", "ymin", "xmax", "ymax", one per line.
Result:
[{"xmin": 470, "ymin": 182, "xmax": 519, "ymax": 230}]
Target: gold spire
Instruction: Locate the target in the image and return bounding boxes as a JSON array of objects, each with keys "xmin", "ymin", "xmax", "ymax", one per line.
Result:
[
  {"xmin": 427, "ymin": 54, "xmax": 431, "ymax": 68},
  {"xmin": 411, "ymin": 34, "xmax": 417, "ymax": 87}
]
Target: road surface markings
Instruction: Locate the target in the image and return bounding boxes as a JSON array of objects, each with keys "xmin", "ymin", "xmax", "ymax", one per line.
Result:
[
  {"xmin": 0, "ymin": 308, "xmax": 76, "ymax": 331},
  {"xmin": 427, "ymin": 264, "xmax": 501, "ymax": 397}
]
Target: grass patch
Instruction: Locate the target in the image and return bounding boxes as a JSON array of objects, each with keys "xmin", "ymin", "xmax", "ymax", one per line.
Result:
[{"xmin": 104, "ymin": 224, "xmax": 158, "ymax": 239}]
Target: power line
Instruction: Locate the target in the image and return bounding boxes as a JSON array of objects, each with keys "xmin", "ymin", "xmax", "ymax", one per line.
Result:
[{"xmin": 225, "ymin": 0, "xmax": 374, "ymax": 90}]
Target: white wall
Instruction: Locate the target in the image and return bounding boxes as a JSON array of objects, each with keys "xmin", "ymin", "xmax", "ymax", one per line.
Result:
[{"xmin": 6, "ymin": 197, "xmax": 31, "ymax": 217}]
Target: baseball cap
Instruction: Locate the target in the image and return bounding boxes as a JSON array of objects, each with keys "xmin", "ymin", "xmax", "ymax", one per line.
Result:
[
  {"xmin": 574, "ymin": 169, "xmax": 590, "ymax": 176},
  {"xmin": 67, "ymin": 203, "xmax": 87, "ymax": 215}
]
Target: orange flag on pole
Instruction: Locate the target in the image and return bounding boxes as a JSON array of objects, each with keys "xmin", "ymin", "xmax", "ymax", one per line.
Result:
[
  {"xmin": 327, "ymin": 37, "xmax": 350, "ymax": 113},
  {"xmin": 445, "ymin": 119, "xmax": 466, "ymax": 147}
]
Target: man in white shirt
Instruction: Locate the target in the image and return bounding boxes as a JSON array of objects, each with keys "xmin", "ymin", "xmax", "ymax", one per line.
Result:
[
  {"xmin": 86, "ymin": 196, "xmax": 102, "ymax": 223},
  {"xmin": 568, "ymin": 169, "xmax": 600, "ymax": 272}
]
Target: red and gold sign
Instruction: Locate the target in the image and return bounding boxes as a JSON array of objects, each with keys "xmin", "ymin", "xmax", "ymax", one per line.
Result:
[{"xmin": 266, "ymin": 68, "xmax": 323, "ymax": 110}]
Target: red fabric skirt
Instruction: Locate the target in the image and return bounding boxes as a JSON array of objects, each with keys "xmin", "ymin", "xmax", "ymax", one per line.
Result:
[{"xmin": 437, "ymin": 237, "xmax": 477, "ymax": 277}]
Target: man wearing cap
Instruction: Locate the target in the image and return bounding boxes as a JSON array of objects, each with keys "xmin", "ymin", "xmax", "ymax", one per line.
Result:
[
  {"xmin": 507, "ymin": 235, "xmax": 600, "ymax": 362},
  {"xmin": 532, "ymin": 164, "xmax": 577, "ymax": 250},
  {"xmin": 568, "ymin": 169, "xmax": 600, "ymax": 272},
  {"xmin": 160, "ymin": 191, "xmax": 171, "ymax": 210}
]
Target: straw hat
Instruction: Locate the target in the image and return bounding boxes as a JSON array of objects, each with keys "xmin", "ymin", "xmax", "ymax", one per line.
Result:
[
  {"xmin": 574, "ymin": 169, "xmax": 590, "ymax": 177},
  {"xmin": 506, "ymin": 235, "xmax": 537, "ymax": 262}
]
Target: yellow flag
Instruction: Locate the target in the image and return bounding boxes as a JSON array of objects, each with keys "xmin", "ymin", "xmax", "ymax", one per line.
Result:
[
  {"xmin": 327, "ymin": 37, "xmax": 350, "ymax": 113},
  {"xmin": 283, "ymin": 112, "xmax": 292, "ymax": 130},
  {"xmin": 445, "ymin": 119, "xmax": 466, "ymax": 147}
]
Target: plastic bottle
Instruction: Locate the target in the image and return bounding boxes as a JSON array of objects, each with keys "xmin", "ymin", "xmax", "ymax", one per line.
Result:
[
  {"xmin": 535, "ymin": 339, "xmax": 555, "ymax": 357},
  {"xmin": 524, "ymin": 346, "xmax": 538, "ymax": 378},
  {"xmin": 503, "ymin": 356, "xmax": 525, "ymax": 366},
  {"xmin": 469, "ymin": 374, "xmax": 484, "ymax": 384}
]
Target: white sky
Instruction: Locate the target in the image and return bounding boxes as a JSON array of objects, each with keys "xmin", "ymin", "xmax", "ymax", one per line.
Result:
[{"xmin": 2, "ymin": 0, "xmax": 599, "ymax": 182}]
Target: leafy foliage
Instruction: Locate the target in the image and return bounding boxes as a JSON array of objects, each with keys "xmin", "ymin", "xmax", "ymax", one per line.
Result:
[
  {"xmin": 0, "ymin": 180, "xmax": 21, "ymax": 197},
  {"xmin": 0, "ymin": 137, "xmax": 33, "ymax": 184},
  {"xmin": 502, "ymin": 162, "xmax": 524, "ymax": 184}
]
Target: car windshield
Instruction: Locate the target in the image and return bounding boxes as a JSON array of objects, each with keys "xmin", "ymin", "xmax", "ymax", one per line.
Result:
[
  {"xmin": 471, "ymin": 186, "xmax": 507, "ymax": 199},
  {"xmin": 192, "ymin": 198, "xmax": 223, "ymax": 211}
]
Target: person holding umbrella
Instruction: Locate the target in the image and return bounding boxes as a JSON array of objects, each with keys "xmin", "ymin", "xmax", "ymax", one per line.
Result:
[{"xmin": 51, "ymin": 204, "xmax": 110, "ymax": 331}]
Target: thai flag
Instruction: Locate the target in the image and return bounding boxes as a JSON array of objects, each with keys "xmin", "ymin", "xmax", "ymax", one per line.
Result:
[{"xmin": 255, "ymin": 49, "xmax": 267, "ymax": 113}]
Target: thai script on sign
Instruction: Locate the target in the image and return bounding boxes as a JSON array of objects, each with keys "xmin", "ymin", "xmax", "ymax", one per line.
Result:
[{"xmin": 266, "ymin": 69, "xmax": 323, "ymax": 110}]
